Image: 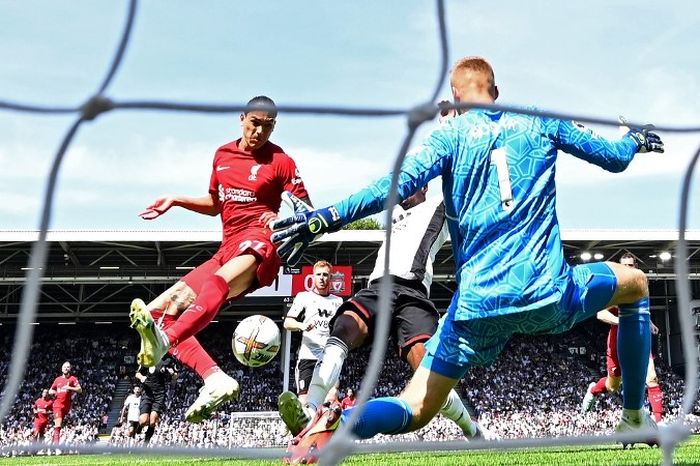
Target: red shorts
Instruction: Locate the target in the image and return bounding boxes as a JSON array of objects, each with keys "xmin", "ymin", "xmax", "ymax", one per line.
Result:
[
  {"xmin": 606, "ymin": 326, "xmax": 654, "ymax": 378},
  {"xmin": 182, "ymin": 227, "xmax": 280, "ymax": 297},
  {"xmin": 33, "ymin": 420, "xmax": 48, "ymax": 435},
  {"xmin": 53, "ymin": 404, "xmax": 70, "ymax": 419},
  {"xmin": 606, "ymin": 326, "xmax": 620, "ymax": 377}
]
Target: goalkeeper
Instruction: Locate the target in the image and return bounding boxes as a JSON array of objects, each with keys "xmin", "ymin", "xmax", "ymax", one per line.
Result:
[{"xmin": 271, "ymin": 56, "xmax": 664, "ymax": 461}]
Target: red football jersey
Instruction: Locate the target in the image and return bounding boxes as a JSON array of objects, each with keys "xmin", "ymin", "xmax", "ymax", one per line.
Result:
[
  {"xmin": 34, "ymin": 398, "xmax": 53, "ymax": 423},
  {"xmin": 341, "ymin": 396, "xmax": 357, "ymax": 410},
  {"xmin": 208, "ymin": 139, "xmax": 309, "ymax": 245},
  {"xmin": 50, "ymin": 375, "xmax": 79, "ymax": 406},
  {"xmin": 606, "ymin": 306, "xmax": 620, "ymax": 341}
]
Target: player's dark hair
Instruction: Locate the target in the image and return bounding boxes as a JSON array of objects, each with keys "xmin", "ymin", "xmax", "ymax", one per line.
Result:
[
  {"xmin": 620, "ymin": 252, "xmax": 636, "ymax": 263},
  {"xmin": 245, "ymin": 95, "xmax": 277, "ymax": 117}
]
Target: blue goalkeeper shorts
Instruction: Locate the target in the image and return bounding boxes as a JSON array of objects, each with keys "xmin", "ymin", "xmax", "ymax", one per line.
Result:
[{"xmin": 422, "ymin": 262, "xmax": 617, "ymax": 380}]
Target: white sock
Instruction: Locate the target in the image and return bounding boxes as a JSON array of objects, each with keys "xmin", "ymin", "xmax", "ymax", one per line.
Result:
[
  {"xmin": 204, "ymin": 370, "xmax": 233, "ymax": 386},
  {"xmin": 440, "ymin": 389, "xmax": 477, "ymax": 437},
  {"xmin": 306, "ymin": 337, "xmax": 348, "ymax": 411}
]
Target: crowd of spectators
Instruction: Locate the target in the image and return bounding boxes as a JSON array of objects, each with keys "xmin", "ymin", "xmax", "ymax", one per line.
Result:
[
  {"xmin": 2, "ymin": 319, "xmax": 698, "ymax": 454},
  {"xmin": 0, "ymin": 326, "xmax": 125, "ymax": 455}
]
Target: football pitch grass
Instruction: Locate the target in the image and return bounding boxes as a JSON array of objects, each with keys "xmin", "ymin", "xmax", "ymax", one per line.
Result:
[{"xmin": 5, "ymin": 435, "xmax": 700, "ymax": 466}]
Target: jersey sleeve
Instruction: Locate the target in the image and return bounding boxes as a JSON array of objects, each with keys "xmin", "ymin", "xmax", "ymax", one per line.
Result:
[
  {"xmin": 544, "ymin": 118, "xmax": 639, "ymax": 173},
  {"xmin": 334, "ymin": 125, "xmax": 456, "ymax": 224},
  {"xmin": 279, "ymin": 155, "xmax": 309, "ymax": 201},
  {"xmin": 435, "ymin": 206, "xmax": 450, "ymax": 249},
  {"xmin": 50, "ymin": 378, "xmax": 57, "ymax": 390},
  {"xmin": 208, "ymin": 152, "xmax": 220, "ymax": 205},
  {"xmin": 286, "ymin": 292, "xmax": 307, "ymax": 320}
]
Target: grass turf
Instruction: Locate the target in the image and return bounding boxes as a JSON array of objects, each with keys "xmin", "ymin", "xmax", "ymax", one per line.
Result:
[{"xmin": 4, "ymin": 435, "xmax": 700, "ymax": 465}]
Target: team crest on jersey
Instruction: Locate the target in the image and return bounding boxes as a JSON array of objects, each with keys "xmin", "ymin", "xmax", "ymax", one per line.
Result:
[
  {"xmin": 291, "ymin": 167, "xmax": 304, "ymax": 185},
  {"xmin": 330, "ymin": 271, "xmax": 346, "ymax": 293},
  {"xmin": 248, "ymin": 164, "xmax": 261, "ymax": 181}
]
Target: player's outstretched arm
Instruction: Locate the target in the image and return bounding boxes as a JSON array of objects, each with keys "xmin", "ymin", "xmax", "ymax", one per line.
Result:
[
  {"xmin": 270, "ymin": 192, "xmax": 343, "ymax": 266},
  {"xmin": 271, "ymin": 130, "xmax": 453, "ymax": 265},
  {"xmin": 619, "ymin": 116, "xmax": 664, "ymax": 154},
  {"xmin": 549, "ymin": 118, "xmax": 664, "ymax": 173},
  {"xmin": 139, "ymin": 194, "xmax": 219, "ymax": 220}
]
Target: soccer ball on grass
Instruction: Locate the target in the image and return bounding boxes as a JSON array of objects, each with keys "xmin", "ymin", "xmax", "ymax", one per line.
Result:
[{"xmin": 232, "ymin": 315, "xmax": 281, "ymax": 368}]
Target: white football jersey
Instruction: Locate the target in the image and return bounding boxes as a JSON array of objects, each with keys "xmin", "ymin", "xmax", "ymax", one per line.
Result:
[
  {"xmin": 124, "ymin": 394, "xmax": 141, "ymax": 422},
  {"xmin": 287, "ymin": 291, "xmax": 343, "ymax": 360},
  {"xmin": 369, "ymin": 196, "xmax": 448, "ymax": 295}
]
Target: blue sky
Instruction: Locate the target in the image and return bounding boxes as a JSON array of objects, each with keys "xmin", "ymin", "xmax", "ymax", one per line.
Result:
[{"xmin": 1, "ymin": 0, "xmax": 699, "ymax": 231}]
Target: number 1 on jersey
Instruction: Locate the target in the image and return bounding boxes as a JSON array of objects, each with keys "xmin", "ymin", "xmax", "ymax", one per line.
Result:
[{"xmin": 490, "ymin": 147, "xmax": 514, "ymax": 211}]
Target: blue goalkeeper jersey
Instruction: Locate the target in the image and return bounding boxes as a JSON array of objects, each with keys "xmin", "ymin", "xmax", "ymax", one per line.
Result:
[{"xmin": 334, "ymin": 109, "xmax": 639, "ymax": 320}]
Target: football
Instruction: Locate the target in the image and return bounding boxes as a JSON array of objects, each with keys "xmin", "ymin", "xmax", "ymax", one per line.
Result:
[{"xmin": 232, "ymin": 315, "xmax": 281, "ymax": 368}]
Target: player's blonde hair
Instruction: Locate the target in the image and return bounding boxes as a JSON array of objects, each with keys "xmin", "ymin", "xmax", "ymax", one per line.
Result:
[
  {"xmin": 313, "ymin": 260, "xmax": 332, "ymax": 272},
  {"xmin": 450, "ymin": 56, "xmax": 496, "ymax": 97}
]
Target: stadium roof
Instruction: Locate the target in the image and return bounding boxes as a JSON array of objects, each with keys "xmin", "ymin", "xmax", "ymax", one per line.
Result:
[{"xmin": 0, "ymin": 229, "xmax": 699, "ymax": 323}]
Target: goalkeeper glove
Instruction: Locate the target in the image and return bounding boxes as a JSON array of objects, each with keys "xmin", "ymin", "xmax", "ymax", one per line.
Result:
[
  {"xmin": 619, "ymin": 116, "xmax": 664, "ymax": 154},
  {"xmin": 270, "ymin": 192, "xmax": 343, "ymax": 266}
]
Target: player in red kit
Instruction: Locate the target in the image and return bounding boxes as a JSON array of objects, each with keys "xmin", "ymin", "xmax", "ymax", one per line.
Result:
[
  {"xmin": 32, "ymin": 389, "xmax": 53, "ymax": 442},
  {"xmin": 48, "ymin": 361, "xmax": 82, "ymax": 444},
  {"xmin": 582, "ymin": 253, "xmax": 665, "ymax": 423},
  {"xmin": 130, "ymin": 95, "xmax": 311, "ymax": 423},
  {"xmin": 340, "ymin": 388, "xmax": 356, "ymax": 411}
]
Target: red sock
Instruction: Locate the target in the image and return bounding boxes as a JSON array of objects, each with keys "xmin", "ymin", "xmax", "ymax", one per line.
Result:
[
  {"xmin": 647, "ymin": 385, "xmax": 664, "ymax": 422},
  {"xmin": 150, "ymin": 309, "xmax": 174, "ymax": 329},
  {"xmin": 151, "ymin": 310, "xmax": 220, "ymax": 379},
  {"xmin": 165, "ymin": 275, "xmax": 228, "ymax": 346},
  {"xmin": 171, "ymin": 336, "xmax": 220, "ymax": 380},
  {"xmin": 52, "ymin": 426, "xmax": 61, "ymax": 444},
  {"xmin": 591, "ymin": 376, "xmax": 608, "ymax": 396}
]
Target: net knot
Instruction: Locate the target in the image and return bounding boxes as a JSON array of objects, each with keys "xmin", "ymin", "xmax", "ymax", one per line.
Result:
[
  {"xmin": 81, "ymin": 95, "xmax": 114, "ymax": 121},
  {"xmin": 407, "ymin": 101, "xmax": 438, "ymax": 128}
]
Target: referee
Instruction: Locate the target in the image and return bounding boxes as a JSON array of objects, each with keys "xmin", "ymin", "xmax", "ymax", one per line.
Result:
[{"xmin": 136, "ymin": 357, "xmax": 178, "ymax": 444}]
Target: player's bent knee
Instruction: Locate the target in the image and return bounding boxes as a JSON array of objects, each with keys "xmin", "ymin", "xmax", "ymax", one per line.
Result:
[
  {"xmin": 399, "ymin": 393, "xmax": 442, "ymax": 430},
  {"xmin": 399, "ymin": 367, "xmax": 454, "ymax": 431},
  {"xmin": 404, "ymin": 342, "xmax": 427, "ymax": 371},
  {"xmin": 632, "ymin": 270, "xmax": 649, "ymax": 299},
  {"xmin": 331, "ymin": 312, "xmax": 368, "ymax": 349},
  {"xmin": 623, "ymin": 269, "xmax": 649, "ymax": 302},
  {"xmin": 609, "ymin": 263, "xmax": 649, "ymax": 304}
]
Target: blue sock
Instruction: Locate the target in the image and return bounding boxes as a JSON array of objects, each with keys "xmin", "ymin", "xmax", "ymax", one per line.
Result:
[
  {"xmin": 342, "ymin": 397, "xmax": 412, "ymax": 439},
  {"xmin": 617, "ymin": 297, "xmax": 651, "ymax": 410}
]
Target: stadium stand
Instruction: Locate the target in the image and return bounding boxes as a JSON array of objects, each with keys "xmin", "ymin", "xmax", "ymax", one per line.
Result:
[{"xmin": 1, "ymin": 321, "xmax": 696, "ymax": 454}]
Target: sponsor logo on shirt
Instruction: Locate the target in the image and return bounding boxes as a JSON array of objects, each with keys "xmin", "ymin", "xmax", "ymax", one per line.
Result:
[
  {"xmin": 218, "ymin": 185, "xmax": 257, "ymax": 203},
  {"xmin": 216, "ymin": 165, "xmax": 231, "ymax": 172}
]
